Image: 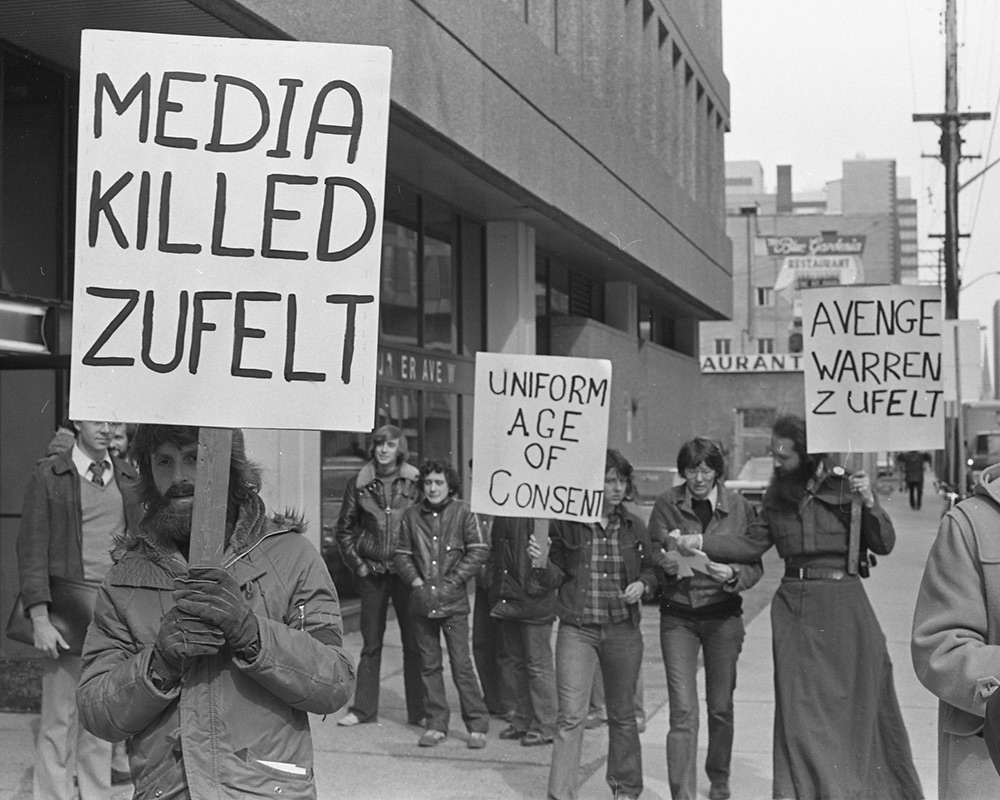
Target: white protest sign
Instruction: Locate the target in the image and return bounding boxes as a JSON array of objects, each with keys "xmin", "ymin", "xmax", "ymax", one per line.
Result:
[
  {"xmin": 69, "ymin": 30, "xmax": 391, "ymax": 430},
  {"xmin": 802, "ymin": 285, "xmax": 944, "ymax": 453},
  {"xmin": 471, "ymin": 353, "xmax": 612, "ymax": 522}
]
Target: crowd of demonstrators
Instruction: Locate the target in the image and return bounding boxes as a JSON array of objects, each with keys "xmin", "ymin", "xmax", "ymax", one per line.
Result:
[
  {"xmin": 16, "ymin": 420, "xmax": 142, "ymax": 800},
  {"xmin": 35, "ymin": 415, "xmax": 945, "ymax": 800},
  {"xmin": 334, "ymin": 424, "xmax": 425, "ymax": 729},
  {"xmin": 675, "ymin": 415, "xmax": 923, "ymax": 800},
  {"xmin": 77, "ymin": 424, "xmax": 355, "ymax": 799},
  {"xmin": 647, "ymin": 437, "xmax": 762, "ymax": 800},
  {"xmin": 394, "ymin": 460, "xmax": 491, "ymax": 748}
]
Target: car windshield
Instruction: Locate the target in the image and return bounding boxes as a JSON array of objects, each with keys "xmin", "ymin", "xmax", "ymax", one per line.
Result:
[{"xmin": 976, "ymin": 433, "xmax": 1000, "ymax": 454}]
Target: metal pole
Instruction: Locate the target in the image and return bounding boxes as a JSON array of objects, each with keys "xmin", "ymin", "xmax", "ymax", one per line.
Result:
[{"xmin": 943, "ymin": 0, "xmax": 961, "ymax": 320}]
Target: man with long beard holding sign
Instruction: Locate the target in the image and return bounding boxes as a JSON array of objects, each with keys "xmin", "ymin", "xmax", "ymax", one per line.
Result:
[
  {"xmin": 674, "ymin": 415, "xmax": 922, "ymax": 800},
  {"xmin": 76, "ymin": 424, "xmax": 355, "ymax": 799}
]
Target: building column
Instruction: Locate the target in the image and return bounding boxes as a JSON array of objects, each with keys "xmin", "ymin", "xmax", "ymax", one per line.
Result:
[
  {"xmin": 486, "ymin": 220, "xmax": 536, "ymax": 355},
  {"xmin": 604, "ymin": 281, "xmax": 638, "ymax": 335},
  {"xmin": 244, "ymin": 429, "xmax": 322, "ymax": 551}
]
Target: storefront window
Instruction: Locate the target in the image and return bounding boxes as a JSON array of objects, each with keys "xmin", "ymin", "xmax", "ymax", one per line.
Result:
[
  {"xmin": 1, "ymin": 49, "xmax": 71, "ymax": 300},
  {"xmin": 379, "ymin": 220, "xmax": 419, "ymax": 347},
  {"xmin": 423, "ymin": 391, "xmax": 458, "ymax": 466},
  {"xmin": 422, "ymin": 200, "xmax": 456, "ymax": 352}
]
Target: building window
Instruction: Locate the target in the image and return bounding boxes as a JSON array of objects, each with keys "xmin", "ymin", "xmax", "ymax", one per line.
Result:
[
  {"xmin": 535, "ymin": 255, "xmax": 605, "ymax": 354},
  {"xmin": 757, "ymin": 338, "xmax": 774, "ymax": 354},
  {"xmin": 638, "ymin": 301, "xmax": 677, "ymax": 350},
  {"xmin": 715, "ymin": 338, "xmax": 731, "ymax": 355},
  {"xmin": 756, "ymin": 286, "xmax": 773, "ymax": 307}
]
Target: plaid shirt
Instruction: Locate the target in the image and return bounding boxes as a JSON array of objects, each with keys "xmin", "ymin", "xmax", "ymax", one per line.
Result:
[{"xmin": 581, "ymin": 510, "xmax": 631, "ymax": 625}]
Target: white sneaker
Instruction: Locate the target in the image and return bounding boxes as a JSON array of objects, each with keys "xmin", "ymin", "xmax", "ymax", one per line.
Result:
[{"xmin": 337, "ymin": 712, "xmax": 362, "ymax": 727}]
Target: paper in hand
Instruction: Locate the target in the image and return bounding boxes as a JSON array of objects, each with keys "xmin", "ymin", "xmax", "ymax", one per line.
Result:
[{"xmin": 662, "ymin": 549, "xmax": 712, "ymax": 579}]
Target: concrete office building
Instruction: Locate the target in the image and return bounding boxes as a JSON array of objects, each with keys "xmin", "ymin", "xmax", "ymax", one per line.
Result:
[
  {"xmin": 700, "ymin": 158, "xmax": 913, "ymax": 469},
  {"xmin": 0, "ymin": 0, "xmax": 731, "ymax": 633}
]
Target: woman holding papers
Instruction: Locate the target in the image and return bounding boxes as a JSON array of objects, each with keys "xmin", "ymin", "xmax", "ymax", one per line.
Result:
[{"xmin": 647, "ymin": 437, "xmax": 762, "ymax": 800}]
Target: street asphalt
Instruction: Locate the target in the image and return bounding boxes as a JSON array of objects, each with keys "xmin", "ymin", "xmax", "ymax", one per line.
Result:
[{"xmin": 0, "ymin": 477, "xmax": 944, "ymax": 799}]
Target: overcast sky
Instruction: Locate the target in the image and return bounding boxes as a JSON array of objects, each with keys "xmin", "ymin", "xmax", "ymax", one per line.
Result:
[{"xmin": 722, "ymin": 0, "xmax": 1000, "ymax": 387}]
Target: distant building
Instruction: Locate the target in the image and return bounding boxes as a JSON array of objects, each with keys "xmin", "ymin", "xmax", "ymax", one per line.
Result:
[
  {"xmin": 701, "ymin": 159, "xmax": 915, "ymax": 469},
  {"xmin": 0, "ymin": 1, "xmax": 731, "ymax": 638}
]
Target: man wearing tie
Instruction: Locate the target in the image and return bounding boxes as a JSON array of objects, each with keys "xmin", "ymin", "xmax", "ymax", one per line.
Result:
[{"xmin": 16, "ymin": 420, "xmax": 142, "ymax": 799}]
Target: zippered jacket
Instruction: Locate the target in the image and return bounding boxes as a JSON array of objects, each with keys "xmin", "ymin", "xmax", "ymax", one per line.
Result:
[
  {"xmin": 17, "ymin": 449, "xmax": 143, "ymax": 611},
  {"xmin": 77, "ymin": 497, "xmax": 355, "ymax": 800},
  {"xmin": 647, "ymin": 483, "xmax": 762, "ymax": 610},
  {"xmin": 530, "ymin": 505, "xmax": 656, "ymax": 628},
  {"xmin": 335, "ymin": 461, "xmax": 420, "ymax": 576},
  {"xmin": 486, "ymin": 516, "xmax": 555, "ymax": 624},
  {"xmin": 394, "ymin": 496, "xmax": 488, "ymax": 618}
]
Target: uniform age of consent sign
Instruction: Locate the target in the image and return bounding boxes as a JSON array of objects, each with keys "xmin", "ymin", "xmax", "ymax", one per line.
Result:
[
  {"xmin": 802, "ymin": 284, "xmax": 944, "ymax": 453},
  {"xmin": 69, "ymin": 30, "xmax": 391, "ymax": 430},
  {"xmin": 471, "ymin": 353, "xmax": 612, "ymax": 523}
]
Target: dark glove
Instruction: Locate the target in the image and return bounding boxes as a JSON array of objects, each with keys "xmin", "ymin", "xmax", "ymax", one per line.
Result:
[
  {"xmin": 152, "ymin": 606, "xmax": 225, "ymax": 682},
  {"xmin": 173, "ymin": 567, "xmax": 259, "ymax": 654}
]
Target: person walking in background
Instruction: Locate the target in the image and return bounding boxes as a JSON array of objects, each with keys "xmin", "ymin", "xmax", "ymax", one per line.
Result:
[
  {"xmin": 77, "ymin": 424, "xmax": 355, "ymax": 799},
  {"xmin": 335, "ymin": 425, "xmax": 424, "ymax": 728},
  {"xmin": 674, "ymin": 416, "xmax": 922, "ymax": 800},
  {"xmin": 487, "ymin": 516, "xmax": 558, "ymax": 747},
  {"xmin": 394, "ymin": 460, "xmax": 491, "ymax": 749},
  {"xmin": 897, "ymin": 450, "xmax": 931, "ymax": 510},
  {"xmin": 533, "ymin": 449, "xmax": 656, "ymax": 800},
  {"xmin": 912, "ymin": 460, "xmax": 1000, "ymax": 799},
  {"xmin": 16, "ymin": 421, "xmax": 142, "ymax": 800},
  {"xmin": 647, "ymin": 437, "xmax": 762, "ymax": 800}
]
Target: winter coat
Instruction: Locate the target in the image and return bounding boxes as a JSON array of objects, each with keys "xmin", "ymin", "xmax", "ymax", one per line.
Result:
[
  {"xmin": 17, "ymin": 449, "xmax": 143, "ymax": 611},
  {"xmin": 77, "ymin": 497, "xmax": 355, "ymax": 800},
  {"xmin": 394, "ymin": 496, "xmax": 488, "ymax": 618},
  {"xmin": 486, "ymin": 517, "xmax": 555, "ymax": 624},
  {"xmin": 335, "ymin": 461, "xmax": 420, "ymax": 575},
  {"xmin": 912, "ymin": 462, "xmax": 1000, "ymax": 800},
  {"xmin": 531, "ymin": 505, "xmax": 656, "ymax": 628},
  {"xmin": 699, "ymin": 468, "xmax": 895, "ymax": 570},
  {"xmin": 647, "ymin": 483, "xmax": 763, "ymax": 611}
]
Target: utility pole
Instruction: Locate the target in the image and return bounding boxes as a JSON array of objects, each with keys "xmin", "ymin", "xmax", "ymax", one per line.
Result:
[
  {"xmin": 913, "ymin": 0, "xmax": 989, "ymax": 321},
  {"xmin": 912, "ymin": 0, "xmax": 990, "ymax": 497}
]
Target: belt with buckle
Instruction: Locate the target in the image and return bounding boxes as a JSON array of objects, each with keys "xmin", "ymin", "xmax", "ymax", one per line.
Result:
[{"xmin": 784, "ymin": 566, "xmax": 848, "ymax": 581}]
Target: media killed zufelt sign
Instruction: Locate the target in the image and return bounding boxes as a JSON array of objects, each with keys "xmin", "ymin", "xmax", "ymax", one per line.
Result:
[
  {"xmin": 69, "ymin": 30, "xmax": 391, "ymax": 430},
  {"xmin": 802, "ymin": 284, "xmax": 944, "ymax": 453},
  {"xmin": 471, "ymin": 353, "xmax": 612, "ymax": 523}
]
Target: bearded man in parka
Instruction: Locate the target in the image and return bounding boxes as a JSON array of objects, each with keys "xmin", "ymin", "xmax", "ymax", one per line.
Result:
[{"xmin": 77, "ymin": 425, "xmax": 355, "ymax": 800}]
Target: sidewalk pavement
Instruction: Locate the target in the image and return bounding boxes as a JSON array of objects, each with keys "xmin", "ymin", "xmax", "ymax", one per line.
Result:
[{"xmin": 0, "ymin": 484, "xmax": 944, "ymax": 799}]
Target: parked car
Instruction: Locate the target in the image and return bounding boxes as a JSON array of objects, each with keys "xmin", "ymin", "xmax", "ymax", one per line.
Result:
[
  {"xmin": 967, "ymin": 430, "xmax": 1000, "ymax": 490},
  {"xmin": 725, "ymin": 456, "xmax": 771, "ymax": 511}
]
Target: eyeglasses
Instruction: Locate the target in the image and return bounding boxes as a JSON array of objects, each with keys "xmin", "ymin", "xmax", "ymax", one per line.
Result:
[{"xmin": 684, "ymin": 466, "xmax": 716, "ymax": 479}]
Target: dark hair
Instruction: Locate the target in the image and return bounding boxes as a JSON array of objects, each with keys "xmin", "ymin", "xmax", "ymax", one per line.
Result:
[
  {"xmin": 677, "ymin": 437, "xmax": 725, "ymax": 479},
  {"xmin": 368, "ymin": 424, "xmax": 408, "ymax": 465},
  {"xmin": 418, "ymin": 459, "xmax": 461, "ymax": 497},
  {"xmin": 130, "ymin": 425, "xmax": 262, "ymax": 510},
  {"xmin": 604, "ymin": 449, "xmax": 635, "ymax": 500},
  {"xmin": 771, "ymin": 414, "xmax": 824, "ymax": 471}
]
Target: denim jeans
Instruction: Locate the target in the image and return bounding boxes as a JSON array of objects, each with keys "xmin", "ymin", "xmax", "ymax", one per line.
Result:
[
  {"xmin": 499, "ymin": 619, "xmax": 558, "ymax": 737},
  {"xmin": 351, "ymin": 571, "xmax": 425, "ymax": 724},
  {"xmin": 659, "ymin": 612, "xmax": 745, "ymax": 800},
  {"xmin": 413, "ymin": 612, "xmax": 489, "ymax": 734},
  {"xmin": 548, "ymin": 620, "xmax": 644, "ymax": 800},
  {"xmin": 474, "ymin": 584, "xmax": 513, "ymax": 715}
]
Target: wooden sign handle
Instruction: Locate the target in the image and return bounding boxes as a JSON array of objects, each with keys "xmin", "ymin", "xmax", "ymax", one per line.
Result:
[{"xmin": 189, "ymin": 427, "xmax": 233, "ymax": 567}]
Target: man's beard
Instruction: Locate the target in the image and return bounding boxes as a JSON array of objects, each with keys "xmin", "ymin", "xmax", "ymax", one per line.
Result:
[
  {"xmin": 145, "ymin": 484, "xmax": 195, "ymax": 546},
  {"xmin": 769, "ymin": 459, "xmax": 816, "ymax": 509}
]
